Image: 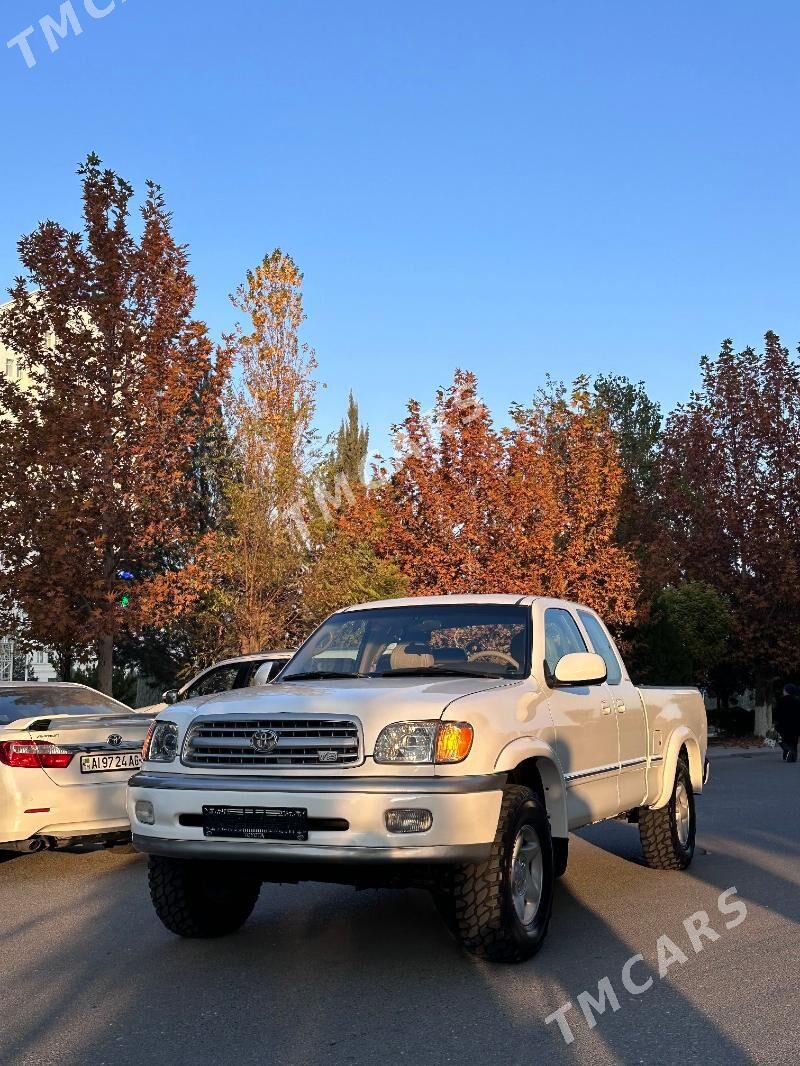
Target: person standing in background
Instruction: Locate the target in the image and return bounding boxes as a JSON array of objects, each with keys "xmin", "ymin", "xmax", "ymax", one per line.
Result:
[{"xmin": 773, "ymin": 684, "xmax": 800, "ymax": 762}]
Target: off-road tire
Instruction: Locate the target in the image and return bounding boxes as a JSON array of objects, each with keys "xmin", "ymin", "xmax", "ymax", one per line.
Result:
[
  {"xmin": 148, "ymin": 856, "xmax": 261, "ymax": 938},
  {"xmin": 553, "ymin": 837, "xmax": 569, "ymax": 878},
  {"xmin": 435, "ymin": 785, "xmax": 554, "ymax": 963},
  {"xmin": 638, "ymin": 755, "xmax": 695, "ymax": 870}
]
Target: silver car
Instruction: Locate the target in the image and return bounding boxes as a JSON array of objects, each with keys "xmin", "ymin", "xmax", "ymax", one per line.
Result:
[{"xmin": 159, "ymin": 650, "xmax": 294, "ymax": 709}]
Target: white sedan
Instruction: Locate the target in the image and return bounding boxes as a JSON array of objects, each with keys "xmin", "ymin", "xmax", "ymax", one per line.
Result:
[{"xmin": 0, "ymin": 682, "xmax": 152, "ymax": 854}]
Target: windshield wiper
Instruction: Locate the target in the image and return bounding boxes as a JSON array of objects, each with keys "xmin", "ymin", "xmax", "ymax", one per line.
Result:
[
  {"xmin": 279, "ymin": 670, "xmax": 365, "ymax": 682},
  {"xmin": 373, "ymin": 666, "xmax": 503, "ymax": 680}
]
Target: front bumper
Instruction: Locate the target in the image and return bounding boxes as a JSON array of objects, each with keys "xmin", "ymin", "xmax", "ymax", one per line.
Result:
[{"xmin": 128, "ymin": 770, "xmax": 504, "ymax": 863}]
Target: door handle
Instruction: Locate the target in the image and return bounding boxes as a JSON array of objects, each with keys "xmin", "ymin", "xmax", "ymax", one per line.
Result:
[
  {"xmin": 601, "ymin": 702, "xmax": 612, "ymax": 715},
  {"xmin": 615, "ymin": 701, "xmax": 626, "ymax": 713}
]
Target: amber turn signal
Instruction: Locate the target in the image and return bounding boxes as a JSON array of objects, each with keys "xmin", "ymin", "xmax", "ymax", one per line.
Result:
[{"xmin": 434, "ymin": 722, "xmax": 474, "ymax": 764}]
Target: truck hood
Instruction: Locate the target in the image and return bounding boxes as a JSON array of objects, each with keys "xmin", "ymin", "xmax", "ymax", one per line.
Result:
[{"xmin": 163, "ymin": 675, "xmax": 519, "ymax": 754}]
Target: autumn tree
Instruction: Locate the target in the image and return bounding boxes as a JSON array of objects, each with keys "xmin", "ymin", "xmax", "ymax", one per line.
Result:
[
  {"xmin": 659, "ymin": 333, "xmax": 800, "ymax": 693},
  {"xmin": 508, "ymin": 377, "xmax": 639, "ymax": 624},
  {"xmin": 374, "ymin": 372, "xmax": 513, "ymax": 593},
  {"xmin": 0, "ymin": 155, "xmax": 228, "ymax": 691},
  {"xmin": 372, "ymin": 371, "xmax": 638, "ymax": 626}
]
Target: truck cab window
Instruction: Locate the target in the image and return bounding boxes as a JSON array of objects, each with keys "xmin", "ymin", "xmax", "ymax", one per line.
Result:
[
  {"xmin": 543, "ymin": 608, "xmax": 586, "ymax": 680},
  {"xmin": 578, "ymin": 610, "xmax": 622, "ymax": 685}
]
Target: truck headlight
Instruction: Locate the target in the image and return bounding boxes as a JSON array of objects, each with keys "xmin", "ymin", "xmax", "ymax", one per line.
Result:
[
  {"xmin": 143, "ymin": 721, "xmax": 179, "ymax": 763},
  {"xmin": 373, "ymin": 721, "xmax": 473, "ymax": 764}
]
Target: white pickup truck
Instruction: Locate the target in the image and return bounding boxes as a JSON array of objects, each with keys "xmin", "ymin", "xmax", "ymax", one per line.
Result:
[{"xmin": 129, "ymin": 595, "xmax": 708, "ymax": 963}]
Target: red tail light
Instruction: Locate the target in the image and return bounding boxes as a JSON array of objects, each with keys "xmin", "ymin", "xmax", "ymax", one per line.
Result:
[{"xmin": 0, "ymin": 741, "xmax": 74, "ymax": 769}]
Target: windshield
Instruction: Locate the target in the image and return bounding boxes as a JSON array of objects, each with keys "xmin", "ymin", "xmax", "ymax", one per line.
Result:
[
  {"xmin": 279, "ymin": 604, "xmax": 531, "ymax": 681},
  {"xmin": 0, "ymin": 686, "xmax": 125, "ymax": 726}
]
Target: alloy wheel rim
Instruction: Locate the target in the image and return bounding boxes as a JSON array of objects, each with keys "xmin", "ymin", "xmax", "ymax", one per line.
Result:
[
  {"xmin": 510, "ymin": 824, "xmax": 543, "ymax": 926},
  {"xmin": 675, "ymin": 781, "xmax": 691, "ymax": 846}
]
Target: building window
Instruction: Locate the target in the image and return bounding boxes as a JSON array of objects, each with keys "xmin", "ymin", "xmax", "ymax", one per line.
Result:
[
  {"xmin": 0, "ymin": 641, "xmax": 13, "ymax": 682},
  {"xmin": 5, "ymin": 358, "xmax": 15, "ymax": 381}
]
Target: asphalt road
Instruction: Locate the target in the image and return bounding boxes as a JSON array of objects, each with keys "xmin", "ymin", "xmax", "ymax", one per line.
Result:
[{"xmin": 1, "ymin": 752, "xmax": 797, "ymax": 1066}]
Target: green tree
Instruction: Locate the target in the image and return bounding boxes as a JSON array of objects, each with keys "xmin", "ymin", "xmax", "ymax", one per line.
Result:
[
  {"xmin": 330, "ymin": 391, "xmax": 369, "ymax": 485},
  {"xmin": 633, "ymin": 582, "xmax": 731, "ymax": 686},
  {"xmin": 593, "ymin": 374, "xmax": 662, "ymax": 518},
  {"xmin": 301, "ymin": 392, "xmax": 403, "ymax": 628},
  {"xmin": 299, "ymin": 520, "xmax": 407, "ymax": 627}
]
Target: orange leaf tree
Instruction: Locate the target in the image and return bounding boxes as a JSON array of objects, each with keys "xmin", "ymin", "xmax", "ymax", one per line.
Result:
[
  {"xmin": 371, "ymin": 371, "xmax": 638, "ymax": 626},
  {"xmin": 0, "ymin": 155, "xmax": 228, "ymax": 690},
  {"xmin": 659, "ymin": 333, "xmax": 800, "ymax": 692}
]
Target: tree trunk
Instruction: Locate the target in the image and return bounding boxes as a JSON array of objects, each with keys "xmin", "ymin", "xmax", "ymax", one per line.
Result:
[
  {"xmin": 55, "ymin": 644, "xmax": 73, "ymax": 682},
  {"xmin": 97, "ymin": 633, "xmax": 114, "ymax": 695}
]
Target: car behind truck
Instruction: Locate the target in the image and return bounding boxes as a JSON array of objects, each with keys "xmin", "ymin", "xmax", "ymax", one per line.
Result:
[{"xmin": 129, "ymin": 595, "xmax": 708, "ymax": 963}]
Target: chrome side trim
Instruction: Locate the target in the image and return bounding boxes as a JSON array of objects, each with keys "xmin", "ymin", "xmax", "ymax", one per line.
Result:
[
  {"xmin": 129, "ymin": 770, "xmax": 505, "ymax": 794},
  {"xmin": 564, "ymin": 762, "xmax": 619, "ymax": 783},
  {"xmin": 565, "ymin": 755, "xmax": 657, "ymax": 784},
  {"xmin": 620, "ymin": 757, "xmax": 648, "ymax": 770},
  {"xmin": 132, "ymin": 834, "xmax": 492, "ymax": 864}
]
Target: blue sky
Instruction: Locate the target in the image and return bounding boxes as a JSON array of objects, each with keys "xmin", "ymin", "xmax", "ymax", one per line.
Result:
[{"xmin": 2, "ymin": 0, "xmax": 799, "ymax": 459}]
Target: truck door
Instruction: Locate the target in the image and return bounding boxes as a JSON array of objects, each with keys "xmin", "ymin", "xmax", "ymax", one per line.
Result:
[
  {"xmin": 577, "ymin": 610, "xmax": 647, "ymax": 810},
  {"xmin": 542, "ymin": 607, "xmax": 621, "ymax": 827}
]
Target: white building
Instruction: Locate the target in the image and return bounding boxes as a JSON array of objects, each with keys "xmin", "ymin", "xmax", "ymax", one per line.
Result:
[{"xmin": 0, "ymin": 639, "xmax": 57, "ymax": 682}]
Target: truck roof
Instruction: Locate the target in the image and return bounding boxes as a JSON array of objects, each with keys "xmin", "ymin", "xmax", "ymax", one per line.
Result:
[{"xmin": 342, "ymin": 594, "xmax": 538, "ymax": 611}]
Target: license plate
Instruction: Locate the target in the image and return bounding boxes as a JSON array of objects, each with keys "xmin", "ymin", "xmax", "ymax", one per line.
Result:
[
  {"xmin": 80, "ymin": 752, "xmax": 142, "ymax": 774},
  {"xmin": 202, "ymin": 805, "xmax": 308, "ymax": 841}
]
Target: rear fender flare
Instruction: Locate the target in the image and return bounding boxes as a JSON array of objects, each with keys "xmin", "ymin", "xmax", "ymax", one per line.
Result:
[{"xmin": 650, "ymin": 726, "xmax": 704, "ymax": 809}]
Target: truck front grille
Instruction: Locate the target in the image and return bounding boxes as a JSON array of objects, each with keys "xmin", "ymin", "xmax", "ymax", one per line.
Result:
[{"xmin": 181, "ymin": 717, "xmax": 362, "ymax": 768}]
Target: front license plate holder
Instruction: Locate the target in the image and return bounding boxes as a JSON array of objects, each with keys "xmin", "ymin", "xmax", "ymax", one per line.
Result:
[{"xmin": 201, "ymin": 805, "xmax": 308, "ymax": 841}]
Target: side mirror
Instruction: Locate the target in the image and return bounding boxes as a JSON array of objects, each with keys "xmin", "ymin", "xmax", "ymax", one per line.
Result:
[
  {"xmin": 553, "ymin": 652, "xmax": 607, "ymax": 686},
  {"xmin": 162, "ymin": 689, "xmax": 179, "ymax": 705}
]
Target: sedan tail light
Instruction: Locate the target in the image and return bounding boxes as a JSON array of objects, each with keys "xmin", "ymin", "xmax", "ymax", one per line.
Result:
[{"xmin": 0, "ymin": 741, "xmax": 74, "ymax": 769}]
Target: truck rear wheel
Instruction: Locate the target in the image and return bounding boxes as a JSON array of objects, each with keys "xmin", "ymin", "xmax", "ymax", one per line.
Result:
[
  {"xmin": 436, "ymin": 785, "xmax": 554, "ymax": 963},
  {"xmin": 148, "ymin": 856, "xmax": 261, "ymax": 938},
  {"xmin": 638, "ymin": 755, "xmax": 695, "ymax": 870}
]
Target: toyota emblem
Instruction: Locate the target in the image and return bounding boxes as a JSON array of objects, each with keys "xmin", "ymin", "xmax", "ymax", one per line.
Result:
[
  {"xmin": 107, "ymin": 734, "xmax": 123, "ymax": 747},
  {"xmin": 251, "ymin": 728, "xmax": 279, "ymax": 753}
]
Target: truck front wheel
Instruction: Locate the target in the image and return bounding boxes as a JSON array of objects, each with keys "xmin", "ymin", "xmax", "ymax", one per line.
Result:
[
  {"xmin": 436, "ymin": 785, "xmax": 554, "ymax": 963},
  {"xmin": 148, "ymin": 855, "xmax": 261, "ymax": 938},
  {"xmin": 638, "ymin": 755, "xmax": 696, "ymax": 870}
]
